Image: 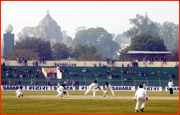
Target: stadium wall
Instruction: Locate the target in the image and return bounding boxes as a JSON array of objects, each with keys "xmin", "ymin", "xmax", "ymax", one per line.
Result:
[{"xmin": 2, "ymin": 60, "xmax": 178, "ymax": 67}]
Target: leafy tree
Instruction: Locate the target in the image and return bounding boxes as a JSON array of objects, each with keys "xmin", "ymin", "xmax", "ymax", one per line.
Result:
[
  {"xmin": 72, "ymin": 44, "xmax": 103, "ymax": 61},
  {"xmin": 170, "ymin": 48, "xmax": 179, "ymax": 61},
  {"xmin": 119, "ymin": 46, "xmax": 130, "ymax": 61},
  {"xmin": 52, "ymin": 43, "xmax": 70, "ymax": 60},
  {"xmin": 119, "ymin": 34, "xmax": 167, "ymax": 60},
  {"xmin": 9, "ymin": 37, "xmax": 53, "ymax": 60},
  {"xmin": 129, "ymin": 34, "xmax": 166, "ymax": 51},
  {"xmin": 16, "ymin": 26, "xmax": 35, "ymax": 41},
  {"xmin": 123, "ymin": 13, "xmax": 159, "ymax": 38},
  {"xmin": 71, "ymin": 27, "xmax": 120, "ymax": 58},
  {"xmin": 158, "ymin": 21, "xmax": 179, "ymax": 50},
  {"xmin": 170, "ymin": 37, "xmax": 179, "ymax": 50},
  {"xmin": 6, "ymin": 49, "xmax": 39, "ymax": 60}
]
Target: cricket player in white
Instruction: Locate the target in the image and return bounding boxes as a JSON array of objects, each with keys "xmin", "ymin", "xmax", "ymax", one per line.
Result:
[
  {"xmin": 168, "ymin": 79, "xmax": 174, "ymax": 95},
  {"xmin": 84, "ymin": 80, "xmax": 101, "ymax": 97},
  {"xmin": 103, "ymin": 82, "xmax": 115, "ymax": 97},
  {"xmin": 134, "ymin": 84, "xmax": 148, "ymax": 112},
  {"xmin": 15, "ymin": 86, "xmax": 23, "ymax": 97},
  {"xmin": 56, "ymin": 84, "xmax": 65, "ymax": 97}
]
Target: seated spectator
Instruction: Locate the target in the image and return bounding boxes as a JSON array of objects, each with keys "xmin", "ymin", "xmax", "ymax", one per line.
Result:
[
  {"xmin": 130, "ymin": 78, "xmax": 134, "ymax": 82},
  {"xmin": 124, "ymin": 78, "xmax": 127, "ymax": 82},
  {"xmin": 37, "ymin": 68, "xmax": 41, "ymax": 72},
  {"xmin": 127, "ymin": 64, "xmax": 129, "ymax": 67},
  {"xmin": 75, "ymin": 72, "xmax": 77, "ymax": 76},
  {"xmin": 9, "ymin": 67, "xmax": 12, "ymax": 71},
  {"xmin": 14, "ymin": 73, "xmax": 17, "ymax": 78},
  {"xmin": 117, "ymin": 74, "xmax": 119, "ymax": 78},
  {"xmin": 3, "ymin": 67, "xmax": 7, "ymax": 71},
  {"xmin": 102, "ymin": 64, "xmax": 107, "ymax": 68},
  {"xmin": 92, "ymin": 72, "xmax": 94, "ymax": 76},
  {"xmin": 151, "ymin": 72, "xmax": 155, "ymax": 75},
  {"xmin": 72, "ymin": 72, "xmax": 75, "ymax": 76},
  {"xmin": 65, "ymin": 68, "xmax": 67, "ymax": 71},
  {"xmin": 80, "ymin": 72, "xmax": 83, "ymax": 76},
  {"xmin": 171, "ymin": 74, "xmax": 175, "ymax": 78},
  {"xmin": 175, "ymin": 63, "xmax": 179, "ymax": 68},
  {"xmin": 39, "ymin": 72, "xmax": 43, "ymax": 77},
  {"xmin": 23, "ymin": 73, "xmax": 26, "ymax": 77},
  {"xmin": 107, "ymin": 75, "xmax": 112, "ymax": 79},
  {"xmin": 6, "ymin": 72, "xmax": 9, "ymax": 78},
  {"xmin": 112, "ymin": 68, "xmax": 116, "ymax": 72},
  {"xmin": 125, "ymin": 67, "xmax": 128, "ymax": 71},
  {"xmin": 35, "ymin": 73, "xmax": 39, "ymax": 77},
  {"xmin": 94, "ymin": 72, "xmax": 97, "ymax": 77},
  {"xmin": 107, "ymin": 70, "xmax": 110, "ymax": 74},
  {"xmin": 121, "ymin": 70, "xmax": 124, "ymax": 74},
  {"xmin": 31, "ymin": 73, "xmax": 35, "ymax": 77},
  {"xmin": 82, "ymin": 68, "xmax": 87, "ymax": 73},
  {"xmin": 164, "ymin": 70, "xmax": 167, "ymax": 74},
  {"xmin": 98, "ymin": 72, "xmax": 101, "ymax": 76},
  {"xmin": 13, "ymin": 80, "xmax": 16, "ymax": 85},
  {"xmin": 87, "ymin": 68, "xmax": 89, "ymax": 72},
  {"xmin": 112, "ymin": 73, "xmax": 114, "ymax": 77},
  {"xmin": 169, "ymin": 74, "xmax": 172, "ymax": 79}
]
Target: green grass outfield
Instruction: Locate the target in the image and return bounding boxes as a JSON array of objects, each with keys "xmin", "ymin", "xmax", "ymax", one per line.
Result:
[{"xmin": 1, "ymin": 90, "xmax": 179, "ymax": 114}]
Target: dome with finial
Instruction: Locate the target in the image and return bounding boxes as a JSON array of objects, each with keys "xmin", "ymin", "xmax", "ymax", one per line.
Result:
[
  {"xmin": 39, "ymin": 10, "xmax": 57, "ymax": 26},
  {"xmin": 34, "ymin": 10, "xmax": 63, "ymax": 45},
  {"xmin": 5, "ymin": 24, "xmax": 13, "ymax": 33}
]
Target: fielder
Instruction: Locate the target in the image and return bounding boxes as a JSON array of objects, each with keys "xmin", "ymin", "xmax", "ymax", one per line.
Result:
[
  {"xmin": 15, "ymin": 86, "xmax": 23, "ymax": 98},
  {"xmin": 84, "ymin": 80, "xmax": 101, "ymax": 97},
  {"xmin": 103, "ymin": 82, "xmax": 115, "ymax": 97},
  {"xmin": 134, "ymin": 84, "xmax": 148, "ymax": 112},
  {"xmin": 56, "ymin": 84, "xmax": 66, "ymax": 97}
]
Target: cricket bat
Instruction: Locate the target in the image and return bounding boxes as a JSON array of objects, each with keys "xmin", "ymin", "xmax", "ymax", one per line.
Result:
[{"xmin": 58, "ymin": 82, "xmax": 60, "ymax": 86}]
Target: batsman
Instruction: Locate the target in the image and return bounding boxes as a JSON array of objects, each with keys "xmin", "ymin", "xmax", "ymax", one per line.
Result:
[
  {"xmin": 56, "ymin": 83, "xmax": 66, "ymax": 97},
  {"xmin": 103, "ymin": 82, "xmax": 115, "ymax": 97}
]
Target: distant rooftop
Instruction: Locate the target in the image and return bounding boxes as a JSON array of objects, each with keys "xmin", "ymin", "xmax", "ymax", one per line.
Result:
[{"xmin": 127, "ymin": 51, "xmax": 171, "ymax": 54}]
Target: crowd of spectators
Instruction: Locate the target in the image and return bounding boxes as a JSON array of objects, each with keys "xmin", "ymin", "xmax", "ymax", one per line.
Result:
[{"xmin": 124, "ymin": 78, "xmax": 134, "ymax": 82}]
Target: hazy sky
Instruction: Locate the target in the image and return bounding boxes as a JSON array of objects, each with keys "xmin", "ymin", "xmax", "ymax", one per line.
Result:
[{"xmin": 1, "ymin": 1, "xmax": 179, "ymax": 41}]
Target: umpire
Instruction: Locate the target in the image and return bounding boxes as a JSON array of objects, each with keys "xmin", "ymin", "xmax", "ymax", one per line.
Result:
[{"xmin": 168, "ymin": 79, "xmax": 174, "ymax": 95}]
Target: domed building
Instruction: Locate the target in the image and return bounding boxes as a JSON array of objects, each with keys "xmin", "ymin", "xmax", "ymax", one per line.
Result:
[{"xmin": 34, "ymin": 10, "xmax": 63, "ymax": 46}]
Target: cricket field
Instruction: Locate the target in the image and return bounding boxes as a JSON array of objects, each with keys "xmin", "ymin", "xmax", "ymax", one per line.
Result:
[{"xmin": 1, "ymin": 90, "xmax": 179, "ymax": 114}]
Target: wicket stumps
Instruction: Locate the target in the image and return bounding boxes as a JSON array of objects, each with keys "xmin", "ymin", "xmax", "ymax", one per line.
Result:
[{"xmin": 67, "ymin": 88, "xmax": 69, "ymax": 97}]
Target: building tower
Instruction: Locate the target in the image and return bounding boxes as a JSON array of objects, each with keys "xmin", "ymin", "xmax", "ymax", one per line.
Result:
[
  {"xmin": 34, "ymin": 10, "xmax": 63, "ymax": 46},
  {"xmin": 3, "ymin": 24, "xmax": 14, "ymax": 56}
]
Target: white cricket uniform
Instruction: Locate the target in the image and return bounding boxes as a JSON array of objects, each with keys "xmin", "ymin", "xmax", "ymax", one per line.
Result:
[
  {"xmin": 168, "ymin": 81, "xmax": 174, "ymax": 88},
  {"xmin": 134, "ymin": 88, "xmax": 148, "ymax": 110},
  {"xmin": 15, "ymin": 88, "xmax": 22, "ymax": 97},
  {"xmin": 84, "ymin": 82, "xmax": 98, "ymax": 97},
  {"xmin": 57, "ymin": 86, "xmax": 64, "ymax": 97},
  {"xmin": 103, "ymin": 84, "xmax": 115, "ymax": 97}
]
